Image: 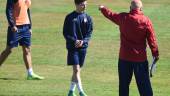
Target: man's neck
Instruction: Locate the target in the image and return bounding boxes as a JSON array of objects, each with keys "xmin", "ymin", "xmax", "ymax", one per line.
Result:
[{"xmin": 76, "ymin": 10, "xmax": 84, "ymax": 13}]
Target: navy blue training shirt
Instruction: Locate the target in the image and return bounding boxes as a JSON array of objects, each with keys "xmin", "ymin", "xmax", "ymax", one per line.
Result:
[{"xmin": 63, "ymin": 11, "xmax": 93, "ymax": 50}]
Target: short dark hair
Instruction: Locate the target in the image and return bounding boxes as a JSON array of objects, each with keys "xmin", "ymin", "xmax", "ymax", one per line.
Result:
[{"xmin": 74, "ymin": 0, "xmax": 87, "ymax": 5}]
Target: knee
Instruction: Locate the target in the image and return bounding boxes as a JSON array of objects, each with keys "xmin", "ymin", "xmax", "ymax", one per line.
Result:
[
  {"xmin": 4, "ymin": 47, "xmax": 12, "ymax": 54},
  {"xmin": 23, "ymin": 47, "xmax": 31, "ymax": 55},
  {"xmin": 73, "ymin": 67, "xmax": 80, "ymax": 74}
]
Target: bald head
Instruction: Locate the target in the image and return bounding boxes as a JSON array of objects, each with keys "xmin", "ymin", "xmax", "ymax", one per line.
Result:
[{"xmin": 130, "ymin": 0, "xmax": 143, "ymax": 10}]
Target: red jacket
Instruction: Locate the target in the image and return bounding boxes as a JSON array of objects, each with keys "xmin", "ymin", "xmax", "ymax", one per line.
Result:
[{"xmin": 100, "ymin": 7, "xmax": 159, "ymax": 62}]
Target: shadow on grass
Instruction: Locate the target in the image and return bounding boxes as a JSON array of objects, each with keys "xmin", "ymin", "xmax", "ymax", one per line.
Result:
[{"xmin": 0, "ymin": 77, "xmax": 18, "ymax": 80}]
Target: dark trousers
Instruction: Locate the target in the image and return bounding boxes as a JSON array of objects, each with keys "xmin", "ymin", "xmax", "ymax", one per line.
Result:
[{"xmin": 118, "ymin": 59, "xmax": 153, "ymax": 96}]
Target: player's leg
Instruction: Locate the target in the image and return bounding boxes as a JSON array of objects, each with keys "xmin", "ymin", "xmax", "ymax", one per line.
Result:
[
  {"xmin": 78, "ymin": 49, "xmax": 87, "ymax": 96},
  {"xmin": 134, "ymin": 61, "xmax": 153, "ymax": 96},
  {"xmin": 22, "ymin": 46, "xmax": 44, "ymax": 80},
  {"xmin": 68, "ymin": 65, "xmax": 82, "ymax": 96},
  {"xmin": 118, "ymin": 59, "xmax": 133, "ymax": 96},
  {"xmin": 69, "ymin": 65, "xmax": 87, "ymax": 96},
  {"xmin": 67, "ymin": 50, "xmax": 78, "ymax": 96},
  {"xmin": 0, "ymin": 26, "xmax": 18, "ymax": 66},
  {"xmin": 0, "ymin": 46, "xmax": 13, "ymax": 66},
  {"xmin": 22, "ymin": 46, "xmax": 32, "ymax": 70},
  {"xmin": 20, "ymin": 25, "xmax": 44, "ymax": 80},
  {"xmin": 72, "ymin": 65, "xmax": 83, "ymax": 93}
]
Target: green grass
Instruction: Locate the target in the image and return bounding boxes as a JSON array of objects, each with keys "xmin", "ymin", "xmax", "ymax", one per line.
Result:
[{"xmin": 0, "ymin": 0, "xmax": 170, "ymax": 96}]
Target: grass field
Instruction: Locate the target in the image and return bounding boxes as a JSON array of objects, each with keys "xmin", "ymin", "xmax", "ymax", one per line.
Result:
[{"xmin": 0, "ymin": 0, "xmax": 170, "ymax": 96}]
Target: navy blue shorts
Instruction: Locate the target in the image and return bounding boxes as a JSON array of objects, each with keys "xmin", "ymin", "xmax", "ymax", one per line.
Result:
[
  {"xmin": 7, "ymin": 24, "xmax": 31, "ymax": 48},
  {"xmin": 67, "ymin": 48, "xmax": 87, "ymax": 67}
]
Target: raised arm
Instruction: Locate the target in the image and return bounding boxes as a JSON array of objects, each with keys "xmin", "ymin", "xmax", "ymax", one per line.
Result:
[{"xmin": 99, "ymin": 5, "xmax": 121, "ymax": 25}]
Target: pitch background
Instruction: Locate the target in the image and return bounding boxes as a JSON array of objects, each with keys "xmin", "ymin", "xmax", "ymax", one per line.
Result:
[{"xmin": 0, "ymin": 0, "xmax": 170, "ymax": 96}]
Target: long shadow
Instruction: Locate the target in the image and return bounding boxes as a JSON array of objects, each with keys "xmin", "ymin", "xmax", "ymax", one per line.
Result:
[{"xmin": 0, "ymin": 77, "xmax": 18, "ymax": 80}]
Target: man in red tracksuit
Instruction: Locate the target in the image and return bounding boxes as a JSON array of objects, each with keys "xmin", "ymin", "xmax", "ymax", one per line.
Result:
[{"xmin": 99, "ymin": 0, "xmax": 159, "ymax": 96}]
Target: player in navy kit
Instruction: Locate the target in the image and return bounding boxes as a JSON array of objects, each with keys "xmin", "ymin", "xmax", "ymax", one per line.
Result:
[{"xmin": 63, "ymin": 0, "xmax": 93, "ymax": 96}]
